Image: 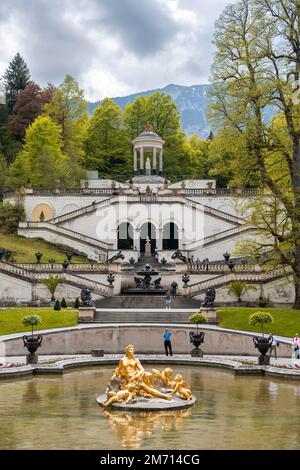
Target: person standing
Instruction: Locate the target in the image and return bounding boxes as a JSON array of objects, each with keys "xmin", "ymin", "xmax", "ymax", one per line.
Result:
[
  {"xmin": 292, "ymin": 334, "xmax": 300, "ymax": 360},
  {"xmin": 170, "ymin": 281, "xmax": 178, "ymax": 299},
  {"xmin": 163, "ymin": 329, "xmax": 173, "ymax": 356},
  {"xmin": 164, "ymin": 291, "xmax": 172, "ymax": 309},
  {"xmin": 268, "ymin": 333, "xmax": 278, "ymax": 360}
]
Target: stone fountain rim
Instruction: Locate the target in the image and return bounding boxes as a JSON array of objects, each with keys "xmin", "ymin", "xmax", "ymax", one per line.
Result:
[{"xmin": 96, "ymin": 393, "xmax": 197, "ymax": 411}]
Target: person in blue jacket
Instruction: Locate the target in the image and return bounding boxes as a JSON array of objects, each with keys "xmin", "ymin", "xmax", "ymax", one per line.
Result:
[{"xmin": 163, "ymin": 329, "xmax": 173, "ymax": 356}]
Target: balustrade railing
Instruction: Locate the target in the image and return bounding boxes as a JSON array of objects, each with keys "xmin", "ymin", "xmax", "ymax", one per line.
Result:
[{"xmin": 18, "ymin": 221, "xmax": 113, "ymax": 250}]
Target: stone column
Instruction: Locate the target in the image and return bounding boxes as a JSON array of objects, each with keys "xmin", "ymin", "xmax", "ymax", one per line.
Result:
[
  {"xmin": 159, "ymin": 149, "xmax": 163, "ymax": 177},
  {"xmin": 153, "ymin": 147, "xmax": 157, "ymax": 175},
  {"xmin": 134, "ymin": 149, "xmax": 138, "ymax": 176},
  {"xmin": 140, "ymin": 147, "xmax": 144, "ymax": 175}
]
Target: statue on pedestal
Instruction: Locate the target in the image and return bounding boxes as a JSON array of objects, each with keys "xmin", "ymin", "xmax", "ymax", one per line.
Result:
[
  {"xmin": 98, "ymin": 344, "xmax": 195, "ymax": 409},
  {"xmin": 144, "ymin": 236, "xmax": 152, "ymax": 258},
  {"xmin": 145, "ymin": 157, "xmax": 151, "ymax": 176}
]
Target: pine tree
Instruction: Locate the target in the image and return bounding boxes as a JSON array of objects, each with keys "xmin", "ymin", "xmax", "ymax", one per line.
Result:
[
  {"xmin": 3, "ymin": 53, "xmax": 30, "ymax": 113},
  {"xmin": 74, "ymin": 297, "xmax": 80, "ymax": 309},
  {"xmin": 54, "ymin": 299, "xmax": 61, "ymax": 311},
  {"xmin": 61, "ymin": 298, "xmax": 67, "ymax": 308}
]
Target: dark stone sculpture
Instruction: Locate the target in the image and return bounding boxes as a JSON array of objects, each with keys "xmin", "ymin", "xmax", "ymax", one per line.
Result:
[
  {"xmin": 107, "ymin": 274, "xmax": 115, "ymax": 286},
  {"xmin": 201, "ymin": 287, "xmax": 216, "ymax": 308},
  {"xmin": 107, "ymin": 250, "xmax": 125, "ymax": 263},
  {"xmin": 152, "ymin": 277, "xmax": 163, "ymax": 289},
  {"xmin": 171, "ymin": 250, "xmax": 188, "ymax": 263},
  {"xmin": 134, "ymin": 277, "xmax": 143, "ymax": 288},
  {"xmin": 182, "ymin": 274, "xmax": 190, "ymax": 287},
  {"xmin": 80, "ymin": 288, "xmax": 93, "ymax": 307}
]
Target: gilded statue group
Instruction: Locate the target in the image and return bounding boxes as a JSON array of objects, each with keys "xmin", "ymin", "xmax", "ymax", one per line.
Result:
[{"xmin": 103, "ymin": 344, "xmax": 193, "ymax": 407}]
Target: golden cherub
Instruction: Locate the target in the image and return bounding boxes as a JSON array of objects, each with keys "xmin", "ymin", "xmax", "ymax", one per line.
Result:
[{"xmin": 171, "ymin": 374, "xmax": 193, "ymax": 400}]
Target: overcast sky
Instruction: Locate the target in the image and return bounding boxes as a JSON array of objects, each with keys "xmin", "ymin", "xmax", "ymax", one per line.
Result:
[{"xmin": 0, "ymin": 0, "xmax": 232, "ymax": 101}]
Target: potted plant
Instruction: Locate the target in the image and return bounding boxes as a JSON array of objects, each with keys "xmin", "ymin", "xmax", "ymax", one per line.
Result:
[
  {"xmin": 22, "ymin": 315, "xmax": 43, "ymax": 364},
  {"xmin": 42, "ymin": 275, "xmax": 60, "ymax": 305},
  {"xmin": 228, "ymin": 280, "xmax": 256, "ymax": 303},
  {"xmin": 249, "ymin": 311, "xmax": 274, "ymax": 365},
  {"xmin": 188, "ymin": 313, "xmax": 207, "ymax": 357}
]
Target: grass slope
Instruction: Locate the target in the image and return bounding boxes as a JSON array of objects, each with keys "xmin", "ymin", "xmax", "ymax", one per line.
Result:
[
  {"xmin": 0, "ymin": 307, "xmax": 78, "ymax": 335},
  {"xmin": 217, "ymin": 307, "xmax": 300, "ymax": 338},
  {"xmin": 0, "ymin": 233, "xmax": 86, "ymax": 263}
]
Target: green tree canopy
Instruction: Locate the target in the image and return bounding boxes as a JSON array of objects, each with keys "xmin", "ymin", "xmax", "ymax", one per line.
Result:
[
  {"xmin": 7, "ymin": 115, "xmax": 70, "ymax": 188},
  {"xmin": 43, "ymin": 75, "xmax": 87, "ymax": 182},
  {"xmin": 3, "ymin": 53, "xmax": 30, "ymax": 113},
  {"xmin": 85, "ymin": 98, "xmax": 131, "ymax": 177}
]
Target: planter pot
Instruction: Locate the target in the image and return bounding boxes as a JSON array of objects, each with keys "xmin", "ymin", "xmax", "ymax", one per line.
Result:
[
  {"xmin": 23, "ymin": 335, "xmax": 43, "ymax": 364},
  {"xmin": 189, "ymin": 331, "xmax": 205, "ymax": 357},
  {"xmin": 253, "ymin": 336, "xmax": 272, "ymax": 365}
]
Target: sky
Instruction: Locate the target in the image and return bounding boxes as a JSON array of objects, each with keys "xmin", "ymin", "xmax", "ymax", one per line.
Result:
[{"xmin": 0, "ymin": 0, "xmax": 232, "ymax": 101}]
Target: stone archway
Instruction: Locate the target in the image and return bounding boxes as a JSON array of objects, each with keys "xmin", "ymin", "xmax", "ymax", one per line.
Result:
[
  {"xmin": 140, "ymin": 222, "xmax": 156, "ymax": 254},
  {"xmin": 32, "ymin": 204, "xmax": 54, "ymax": 221},
  {"xmin": 117, "ymin": 222, "xmax": 134, "ymax": 250},
  {"xmin": 162, "ymin": 222, "xmax": 179, "ymax": 250}
]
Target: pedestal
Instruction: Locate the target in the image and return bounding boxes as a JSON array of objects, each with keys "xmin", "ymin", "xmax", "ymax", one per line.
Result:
[
  {"xmin": 78, "ymin": 306, "xmax": 96, "ymax": 322},
  {"xmin": 199, "ymin": 307, "xmax": 217, "ymax": 323},
  {"xmin": 191, "ymin": 348, "xmax": 204, "ymax": 358},
  {"xmin": 26, "ymin": 353, "xmax": 38, "ymax": 365}
]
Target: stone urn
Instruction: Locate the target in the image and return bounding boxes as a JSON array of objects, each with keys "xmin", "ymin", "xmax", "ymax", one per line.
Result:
[
  {"xmin": 253, "ymin": 336, "xmax": 272, "ymax": 365},
  {"xmin": 189, "ymin": 331, "xmax": 205, "ymax": 357},
  {"xmin": 23, "ymin": 335, "xmax": 43, "ymax": 364}
]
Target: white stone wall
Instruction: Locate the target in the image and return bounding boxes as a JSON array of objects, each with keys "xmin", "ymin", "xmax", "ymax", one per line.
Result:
[
  {"xmin": 0, "ymin": 273, "xmax": 103, "ymax": 303},
  {"xmin": 193, "ymin": 276, "xmax": 295, "ymax": 305}
]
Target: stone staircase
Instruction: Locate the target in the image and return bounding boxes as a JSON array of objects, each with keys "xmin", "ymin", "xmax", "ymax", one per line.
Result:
[
  {"xmin": 93, "ymin": 308, "xmax": 199, "ymax": 324},
  {"xmin": 0, "ymin": 261, "xmax": 111, "ymax": 297},
  {"xmin": 95, "ymin": 294, "xmax": 199, "ymax": 309},
  {"xmin": 188, "ymin": 269, "xmax": 286, "ymax": 297}
]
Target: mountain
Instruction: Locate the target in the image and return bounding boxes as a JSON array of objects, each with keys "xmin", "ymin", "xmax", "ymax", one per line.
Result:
[{"xmin": 88, "ymin": 83, "xmax": 212, "ymax": 138}]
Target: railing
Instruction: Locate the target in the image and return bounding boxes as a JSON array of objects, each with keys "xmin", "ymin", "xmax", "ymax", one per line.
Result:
[
  {"xmin": 3, "ymin": 187, "xmax": 263, "ymax": 200},
  {"xmin": 9, "ymin": 263, "xmax": 109, "ymax": 273},
  {"xmin": 0, "ymin": 261, "xmax": 111, "ymax": 296},
  {"xmin": 184, "ymin": 226, "xmax": 253, "ymax": 251},
  {"xmin": 182, "ymin": 188, "xmax": 262, "ymax": 196},
  {"xmin": 187, "ymin": 262, "xmax": 258, "ymax": 273},
  {"xmin": 184, "ymin": 199, "xmax": 245, "ymax": 225},
  {"xmin": 3, "ymin": 188, "xmax": 115, "ymax": 198},
  {"xmin": 18, "ymin": 222, "xmax": 113, "ymax": 250},
  {"xmin": 188, "ymin": 269, "xmax": 286, "ymax": 296},
  {"xmin": 49, "ymin": 196, "xmax": 116, "ymax": 224}
]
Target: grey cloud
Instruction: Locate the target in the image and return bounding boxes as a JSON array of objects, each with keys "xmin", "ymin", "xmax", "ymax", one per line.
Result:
[
  {"xmin": 0, "ymin": 0, "xmax": 233, "ymax": 99},
  {"xmin": 92, "ymin": 0, "xmax": 180, "ymax": 56}
]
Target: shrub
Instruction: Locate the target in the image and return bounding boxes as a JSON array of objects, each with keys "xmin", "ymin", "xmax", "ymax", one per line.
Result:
[
  {"xmin": 61, "ymin": 298, "xmax": 67, "ymax": 308},
  {"xmin": 228, "ymin": 280, "xmax": 256, "ymax": 303},
  {"xmin": 249, "ymin": 311, "xmax": 273, "ymax": 337},
  {"xmin": 74, "ymin": 297, "xmax": 80, "ymax": 309},
  {"xmin": 21, "ymin": 315, "xmax": 42, "ymax": 336},
  {"xmin": 42, "ymin": 275, "xmax": 60, "ymax": 301},
  {"xmin": 189, "ymin": 313, "xmax": 207, "ymax": 333},
  {"xmin": 54, "ymin": 299, "xmax": 61, "ymax": 311}
]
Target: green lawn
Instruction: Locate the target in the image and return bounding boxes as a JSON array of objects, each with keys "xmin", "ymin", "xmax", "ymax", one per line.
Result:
[
  {"xmin": 217, "ymin": 307, "xmax": 300, "ymax": 338},
  {"xmin": 0, "ymin": 307, "xmax": 78, "ymax": 335},
  {"xmin": 0, "ymin": 233, "xmax": 87, "ymax": 263}
]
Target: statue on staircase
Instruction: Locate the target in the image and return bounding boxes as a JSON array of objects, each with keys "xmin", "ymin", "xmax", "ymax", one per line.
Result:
[
  {"xmin": 201, "ymin": 287, "xmax": 216, "ymax": 308},
  {"xmin": 171, "ymin": 250, "xmax": 188, "ymax": 263},
  {"xmin": 107, "ymin": 250, "xmax": 125, "ymax": 263}
]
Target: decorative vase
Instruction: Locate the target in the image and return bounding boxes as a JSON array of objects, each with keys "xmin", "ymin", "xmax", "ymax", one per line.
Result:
[
  {"xmin": 253, "ymin": 336, "xmax": 272, "ymax": 365},
  {"xmin": 189, "ymin": 331, "xmax": 205, "ymax": 357}
]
